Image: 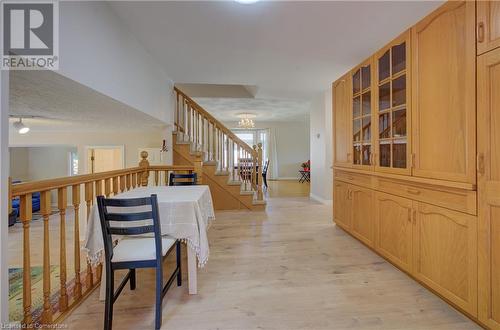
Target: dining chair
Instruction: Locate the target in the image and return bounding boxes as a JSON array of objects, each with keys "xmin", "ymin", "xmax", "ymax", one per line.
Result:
[
  {"xmin": 169, "ymin": 172, "xmax": 197, "ymax": 186},
  {"xmin": 262, "ymin": 159, "xmax": 270, "ymax": 189},
  {"xmin": 96, "ymin": 194, "xmax": 182, "ymax": 330}
]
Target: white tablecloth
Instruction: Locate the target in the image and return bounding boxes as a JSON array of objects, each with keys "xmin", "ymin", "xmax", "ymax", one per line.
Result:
[{"xmin": 83, "ymin": 185, "xmax": 215, "ymax": 267}]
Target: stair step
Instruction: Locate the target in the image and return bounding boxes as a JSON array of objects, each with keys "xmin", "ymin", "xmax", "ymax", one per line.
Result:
[{"xmin": 215, "ymin": 171, "xmax": 230, "ymax": 176}]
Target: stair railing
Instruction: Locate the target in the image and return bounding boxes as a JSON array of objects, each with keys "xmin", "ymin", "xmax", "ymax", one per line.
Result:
[
  {"xmin": 8, "ymin": 153, "xmax": 194, "ymax": 326},
  {"xmin": 174, "ymin": 87, "xmax": 264, "ymax": 202}
]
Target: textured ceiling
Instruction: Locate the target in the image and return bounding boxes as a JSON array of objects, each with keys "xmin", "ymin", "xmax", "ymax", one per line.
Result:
[
  {"xmin": 194, "ymin": 97, "xmax": 310, "ymax": 122},
  {"xmin": 110, "ymin": 1, "xmax": 443, "ymax": 100},
  {"xmin": 9, "ymin": 71, "xmax": 166, "ymax": 132}
]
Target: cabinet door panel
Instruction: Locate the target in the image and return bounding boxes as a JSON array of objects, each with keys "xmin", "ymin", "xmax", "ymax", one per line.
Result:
[
  {"xmin": 477, "ymin": 0, "xmax": 500, "ymax": 55},
  {"xmin": 333, "ymin": 75, "xmax": 351, "ymax": 167},
  {"xmin": 413, "ymin": 202, "xmax": 477, "ymax": 316},
  {"xmin": 374, "ymin": 31, "xmax": 411, "ymax": 175},
  {"xmin": 374, "ymin": 192, "xmax": 412, "ymax": 273},
  {"xmin": 351, "ymin": 186, "xmax": 374, "ymax": 246},
  {"xmin": 411, "ymin": 1, "xmax": 476, "ymax": 184},
  {"xmin": 333, "ymin": 181, "xmax": 351, "ymax": 230},
  {"xmin": 478, "ymin": 48, "xmax": 500, "ymax": 329}
]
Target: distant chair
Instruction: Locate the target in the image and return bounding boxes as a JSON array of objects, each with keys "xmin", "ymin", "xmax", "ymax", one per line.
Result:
[
  {"xmin": 169, "ymin": 172, "xmax": 197, "ymax": 186},
  {"xmin": 97, "ymin": 194, "xmax": 182, "ymax": 330},
  {"xmin": 262, "ymin": 159, "xmax": 270, "ymax": 189}
]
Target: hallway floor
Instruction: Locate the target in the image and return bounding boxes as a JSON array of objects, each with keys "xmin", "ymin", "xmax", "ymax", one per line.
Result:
[{"xmin": 64, "ymin": 193, "xmax": 479, "ymax": 329}]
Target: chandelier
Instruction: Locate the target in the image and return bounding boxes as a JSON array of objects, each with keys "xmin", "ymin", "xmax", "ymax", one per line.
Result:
[{"xmin": 237, "ymin": 113, "xmax": 256, "ymax": 129}]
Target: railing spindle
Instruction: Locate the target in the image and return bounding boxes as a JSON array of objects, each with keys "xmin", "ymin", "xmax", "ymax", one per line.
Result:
[
  {"xmin": 20, "ymin": 193, "xmax": 33, "ymax": 325},
  {"xmin": 257, "ymin": 143, "xmax": 264, "ymax": 200},
  {"xmin": 104, "ymin": 178, "xmax": 111, "ymax": 197},
  {"xmin": 112, "ymin": 176, "xmax": 119, "ymax": 195},
  {"xmin": 72, "ymin": 185, "xmax": 82, "ymax": 300},
  {"xmin": 58, "ymin": 187, "xmax": 69, "ymax": 312},
  {"xmin": 120, "ymin": 175, "xmax": 126, "ymax": 192},
  {"xmin": 40, "ymin": 191, "xmax": 52, "ymax": 323}
]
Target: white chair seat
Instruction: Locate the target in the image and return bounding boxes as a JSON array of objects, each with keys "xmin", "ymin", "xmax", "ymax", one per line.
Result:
[{"xmin": 112, "ymin": 237, "xmax": 176, "ymax": 263}]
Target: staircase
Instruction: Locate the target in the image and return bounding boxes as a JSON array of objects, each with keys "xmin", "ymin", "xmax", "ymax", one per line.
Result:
[{"xmin": 172, "ymin": 87, "xmax": 266, "ymax": 211}]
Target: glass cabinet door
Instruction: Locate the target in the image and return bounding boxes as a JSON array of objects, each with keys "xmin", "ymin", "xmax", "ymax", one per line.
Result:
[
  {"xmin": 375, "ymin": 35, "xmax": 410, "ymax": 173},
  {"xmin": 352, "ymin": 62, "xmax": 373, "ymax": 167}
]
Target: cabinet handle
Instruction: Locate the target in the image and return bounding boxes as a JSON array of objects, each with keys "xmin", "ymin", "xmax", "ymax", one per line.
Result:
[
  {"xmin": 407, "ymin": 188, "xmax": 421, "ymax": 195},
  {"xmin": 477, "ymin": 153, "xmax": 485, "ymax": 176},
  {"xmin": 478, "ymin": 22, "xmax": 485, "ymax": 43}
]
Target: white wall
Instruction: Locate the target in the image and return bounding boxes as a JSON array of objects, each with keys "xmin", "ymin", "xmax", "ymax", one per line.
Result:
[
  {"xmin": 309, "ymin": 89, "xmax": 333, "ymax": 204},
  {"xmin": 9, "ymin": 148, "xmax": 29, "ymax": 182},
  {"xmin": 9, "ymin": 129, "xmax": 166, "ymax": 175},
  {"xmin": 0, "ymin": 70, "xmax": 9, "ymax": 324},
  {"xmin": 224, "ymin": 120, "xmax": 310, "ymax": 179},
  {"xmin": 59, "ymin": 2, "xmax": 174, "ymax": 124}
]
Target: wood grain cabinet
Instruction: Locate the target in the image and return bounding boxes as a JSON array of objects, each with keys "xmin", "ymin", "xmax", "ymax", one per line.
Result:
[
  {"xmin": 374, "ymin": 31, "xmax": 411, "ymax": 175},
  {"xmin": 411, "ymin": 0, "xmax": 476, "ymax": 184},
  {"xmin": 333, "ymin": 181, "xmax": 351, "ymax": 230},
  {"xmin": 333, "ymin": 74, "xmax": 351, "ymax": 168},
  {"xmin": 413, "ymin": 202, "xmax": 477, "ymax": 316},
  {"xmin": 374, "ymin": 192, "xmax": 413, "ymax": 273},
  {"xmin": 477, "ymin": 0, "xmax": 500, "ymax": 55},
  {"xmin": 478, "ymin": 47, "xmax": 500, "ymax": 329},
  {"xmin": 350, "ymin": 185, "xmax": 374, "ymax": 247}
]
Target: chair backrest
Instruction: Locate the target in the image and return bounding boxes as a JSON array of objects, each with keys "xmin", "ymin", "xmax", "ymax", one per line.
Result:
[
  {"xmin": 169, "ymin": 172, "xmax": 197, "ymax": 186},
  {"xmin": 96, "ymin": 194, "xmax": 162, "ymax": 263},
  {"xmin": 263, "ymin": 160, "xmax": 270, "ymax": 174}
]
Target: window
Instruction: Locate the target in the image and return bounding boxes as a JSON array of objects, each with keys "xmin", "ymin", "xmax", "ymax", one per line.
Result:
[
  {"xmin": 69, "ymin": 151, "xmax": 79, "ymax": 176},
  {"xmin": 232, "ymin": 128, "xmax": 269, "ymax": 166}
]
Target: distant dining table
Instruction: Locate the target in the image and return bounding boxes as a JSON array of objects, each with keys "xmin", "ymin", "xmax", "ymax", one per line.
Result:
[{"xmin": 83, "ymin": 185, "xmax": 215, "ymax": 300}]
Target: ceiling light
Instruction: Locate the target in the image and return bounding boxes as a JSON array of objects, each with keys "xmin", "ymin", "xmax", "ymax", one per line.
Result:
[
  {"xmin": 13, "ymin": 118, "xmax": 30, "ymax": 134},
  {"xmin": 235, "ymin": 0, "xmax": 260, "ymax": 4},
  {"xmin": 237, "ymin": 113, "xmax": 256, "ymax": 129}
]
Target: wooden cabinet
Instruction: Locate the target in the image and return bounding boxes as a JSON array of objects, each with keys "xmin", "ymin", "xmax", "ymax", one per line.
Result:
[
  {"xmin": 333, "ymin": 180, "xmax": 351, "ymax": 230},
  {"xmin": 413, "ymin": 202, "xmax": 477, "ymax": 316},
  {"xmin": 478, "ymin": 47, "xmax": 500, "ymax": 329},
  {"xmin": 477, "ymin": 1, "xmax": 500, "ymax": 55},
  {"xmin": 411, "ymin": 0, "xmax": 476, "ymax": 184},
  {"xmin": 374, "ymin": 31, "xmax": 411, "ymax": 175},
  {"xmin": 350, "ymin": 185, "xmax": 374, "ymax": 247},
  {"xmin": 374, "ymin": 192, "xmax": 413, "ymax": 273},
  {"xmin": 333, "ymin": 74, "xmax": 351, "ymax": 168},
  {"xmin": 351, "ymin": 59, "xmax": 375, "ymax": 170}
]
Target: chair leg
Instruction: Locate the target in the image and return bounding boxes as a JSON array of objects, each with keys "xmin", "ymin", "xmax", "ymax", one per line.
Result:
[
  {"xmin": 155, "ymin": 266, "xmax": 163, "ymax": 330},
  {"xmin": 176, "ymin": 241, "xmax": 182, "ymax": 286},
  {"xmin": 130, "ymin": 268, "xmax": 136, "ymax": 290},
  {"xmin": 104, "ymin": 267, "xmax": 114, "ymax": 330}
]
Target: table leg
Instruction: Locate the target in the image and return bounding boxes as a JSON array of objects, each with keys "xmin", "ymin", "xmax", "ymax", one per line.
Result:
[{"xmin": 187, "ymin": 246, "xmax": 198, "ymax": 295}]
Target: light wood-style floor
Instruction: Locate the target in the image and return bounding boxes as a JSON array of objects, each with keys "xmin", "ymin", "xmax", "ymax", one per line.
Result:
[{"xmin": 63, "ymin": 184, "xmax": 478, "ymax": 330}]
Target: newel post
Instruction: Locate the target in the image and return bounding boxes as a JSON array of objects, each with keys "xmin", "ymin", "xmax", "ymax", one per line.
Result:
[
  {"xmin": 139, "ymin": 151, "xmax": 150, "ymax": 186},
  {"xmin": 257, "ymin": 143, "xmax": 263, "ymax": 201}
]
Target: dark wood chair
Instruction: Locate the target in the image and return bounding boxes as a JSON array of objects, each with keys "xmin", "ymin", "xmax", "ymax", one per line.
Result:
[
  {"xmin": 262, "ymin": 160, "xmax": 270, "ymax": 188},
  {"xmin": 97, "ymin": 194, "xmax": 182, "ymax": 330},
  {"xmin": 169, "ymin": 172, "xmax": 197, "ymax": 186}
]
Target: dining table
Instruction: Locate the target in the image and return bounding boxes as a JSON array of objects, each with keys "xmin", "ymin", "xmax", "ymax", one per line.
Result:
[{"xmin": 83, "ymin": 185, "xmax": 215, "ymax": 300}]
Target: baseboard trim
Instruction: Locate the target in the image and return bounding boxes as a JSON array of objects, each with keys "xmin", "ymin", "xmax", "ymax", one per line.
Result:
[{"xmin": 309, "ymin": 193, "xmax": 332, "ymax": 205}]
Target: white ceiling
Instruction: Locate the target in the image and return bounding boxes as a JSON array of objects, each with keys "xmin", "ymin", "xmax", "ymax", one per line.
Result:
[
  {"xmin": 110, "ymin": 0, "xmax": 443, "ymax": 100},
  {"xmin": 194, "ymin": 96, "xmax": 310, "ymax": 122},
  {"xmin": 9, "ymin": 70, "xmax": 166, "ymax": 132}
]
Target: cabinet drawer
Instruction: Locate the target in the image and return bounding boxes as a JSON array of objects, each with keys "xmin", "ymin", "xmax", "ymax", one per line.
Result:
[
  {"xmin": 376, "ymin": 178, "xmax": 476, "ymax": 215},
  {"xmin": 334, "ymin": 170, "xmax": 372, "ymax": 189}
]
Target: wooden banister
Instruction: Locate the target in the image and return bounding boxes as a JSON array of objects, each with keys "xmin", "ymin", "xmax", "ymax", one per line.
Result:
[
  {"xmin": 10, "ymin": 152, "xmax": 196, "ymax": 326},
  {"xmin": 174, "ymin": 87, "xmax": 256, "ymax": 156}
]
